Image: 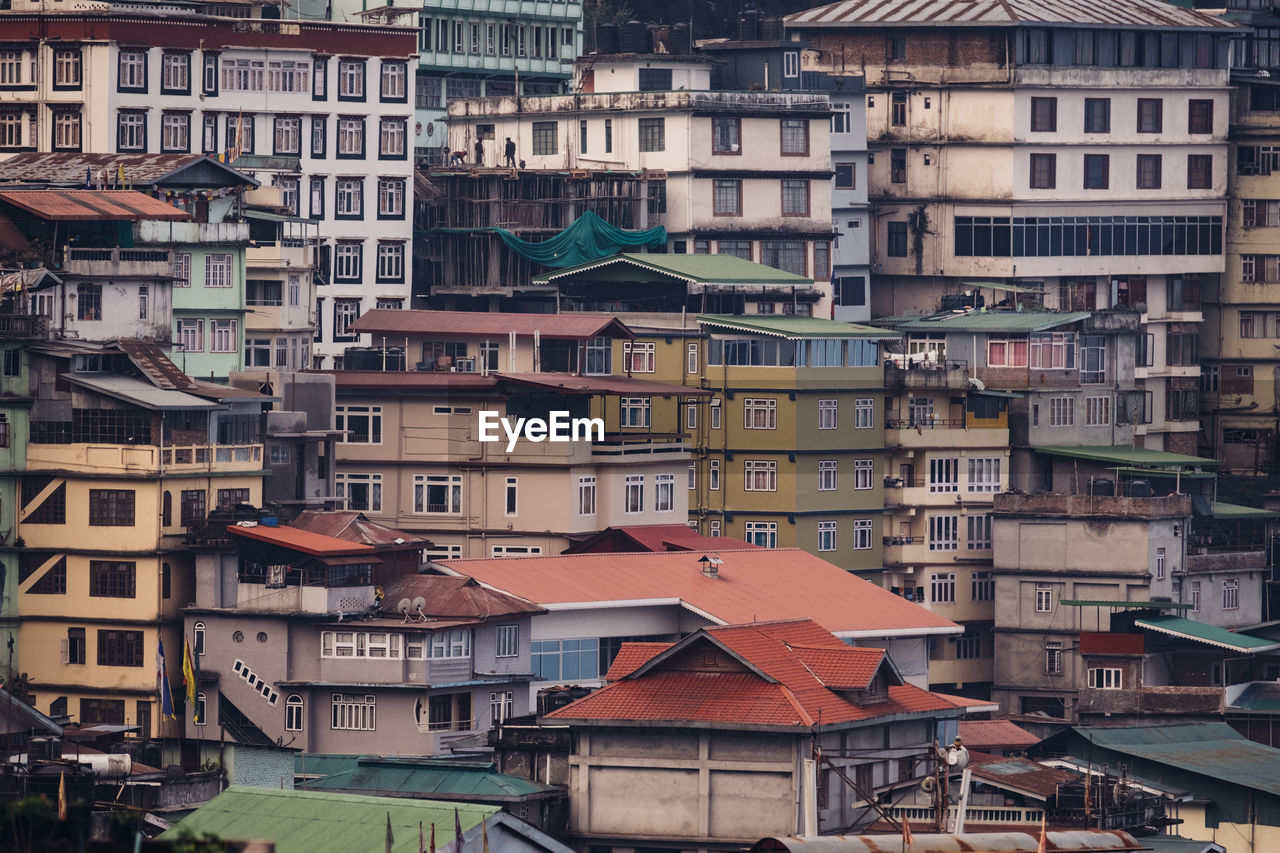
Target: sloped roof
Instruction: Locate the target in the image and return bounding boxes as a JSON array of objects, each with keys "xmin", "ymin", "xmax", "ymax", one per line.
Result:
[
  {"xmin": 227, "ymin": 523, "xmax": 379, "ymax": 558},
  {"xmin": 532, "ymin": 252, "xmax": 814, "ymax": 286},
  {"xmin": 64, "ymin": 374, "xmax": 217, "ymax": 411},
  {"xmin": 0, "ymin": 190, "xmax": 189, "ymax": 221},
  {"xmin": 897, "ymin": 310, "xmax": 1091, "ymax": 333},
  {"xmin": 967, "ymin": 754, "xmax": 1077, "ymax": 800},
  {"xmin": 1134, "ymin": 615, "xmax": 1280, "ymax": 654},
  {"xmin": 1035, "ymin": 445, "xmax": 1217, "ymax": 469},
  {"xmin": 1070, "ymin": 722, "xmax": 1280, "ymax": 797},
  {"xmin": 495, "ymin": 373, "xmax": 713, "ymax": 397},
  {"xmin": 547, "ymin": 620, "xmax": 962, "ymax": 729},
  {"xmin": 379, "ymin": 575, "xmax": 544, "ymax": 620},
  {"xmin": 698, "ymin": 314, "xmax": 898, "ymax": 340},
  {"xmin": 785, "ymin": 0, "xmax": 1234, "ymax": 29},
  {"xmin": 563, "ymin": 524, "xmax": 760, "ymax": 554},
  {"xmin": 116, "ymin": 340, "xmax": 200, "ymax": 391},
  {"xmin": 959, "ymin": 719, "xmax": 1041, "ymax": 750},
  {"xmin": 606, "ymin": 642, "xmax": 677, "ymax": 679},
  {"xmin": 297, "ymin": 757, "xmax": 556, "ymax": 801},
  {"xmin": 0, "ymin": 153, "xmax": 257, "ymax": 189},
  {"xmin": 436, "ymin": 549, "xmax": 960, "ymax": 639},
  {"xmin": 161, "ymin": 786, "xmax": 500, "ymax": 853},
  {"xmin": 291, "ymin": 510, "xmax": 430, "ymax": 550},
  {"xmin": 349, "ymin": 309, "xmax": 634, "ymax": 340}
]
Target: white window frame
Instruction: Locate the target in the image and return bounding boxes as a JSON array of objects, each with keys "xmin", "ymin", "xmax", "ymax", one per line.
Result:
[
  {"xmin": 1049, "ymin": 396, "xmax": 1075, "ymax": 427},
  {"xmin": 414, "ymin": 474, "xmax": 461, "ymax": 514},
  {"xmin": 429, "ymin": 629, "xmax": 471, "ymax": 659},
  {"xmin": 1035, "ymin": 584, "xmax": 1054, "ymax": 613},
  {"xmin": 853, "ymin": 518, "xmax": 873, "ymax": 550},
  {"xmin": 495, "ymin": 624, "xmax": 519, "ymax": 658},
  {"xmin": 210, "ymin": 319, "xmax": 237, "ymax": 353},
  {"xmin": 931, "ymin": 572, "xmax": 956, "ymax": 604},
  {"xmin": 1088, "ymin": 667, "xmax": 1123, "ymax": 689},
  {"xmin": 1155, "ymin": 547, "xmax": 1166, "ymax": 580},
  {"xmin": 623, "ymin": 341, "xmax": 656, "ymax": 373},
  {"xmin": 710, "ymin": 398, "xmax": 722, "ymax": 429},
  {"xmin": 854, "ymin": 398, "xmax": 875, "ymax": 429},
  {"xmin": 577, "ymin": 476, "xmax": 596, "ymax": 516},
  {"xmin": 205, "ymin": 254, "xmax": 232, "ymax": 288},
  {"xmin": 655, "ymin": 473, "xmax": 676, "ymax": 512},
  {"xmin": 336, "ymin": 472, "xmax": 382, "ymax": 512},
  {"xmin": 745, "ymin": 521, "xmax": 778, "ymax": 548},
  {"xmin": 967, "ymin": 514, "xmax": 992, "ymax": 550},
  {"xmin": 744, "ymin": 397, "xmax": 777, "ymax": 430},
  {"xmin": 178, "ymin": 318, "xmax": 204, "ymax": 352},
  {"xmin": 625, "ymin": 474, "xmax": 645, "ymax": 514},
  {"xmin": 928, "ymin": 514, "xmax": 958, "ymax": 551},
  {"xmin": 330, "ymin": 693, "xmax": 376, "ymax": 731},
  {"xmin": 687, "ymin": 342, "xmax": 699, "ymax": 374},
  {"xmin": 745, "ymin": 459, "xmax": 778, "ymax": 492},
  {"xmin": 1085, "ymin": 395, "xmax": 1111, "ymax": 426},
  {"xmin": 818, "ymin": 398, "xmax": 838, "ymax": 430},
  {"xmin": 854, "ymin": 459, "xmax": 874, "ymax": 490},
  {"xmin": 929, "ymin": 458, "xmax": 960, "ymax": 493},
  {"xmin": 336, "ymin": 405, "xmax": 382, "ymax": 445},
  {"xmin": 620, "ymin": 397, "xmax": 652, "ymax": 429},
  {"xmin": 1044, "ymin": 642, "xmax": 1063, "ymax": 675},
  {"xmin": 709, "ymin": 460, "xmax": 720, "ymax": 491},
  {"xmin": 818, "ymin": 459, "xmax": 837, "ymax": 492},
  {"xmin": 966, "ymin": 457, "xmax": 1001, "ymax": 493},
  {"xmin": 817, "ymin": 520, "xmax": 837, "ymax": 552},
  {"xmin": 1224, "ymin": 578, "xmax": 1240, "ymax": 610}
]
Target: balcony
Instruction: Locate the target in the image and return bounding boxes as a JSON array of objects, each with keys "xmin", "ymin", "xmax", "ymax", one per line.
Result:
[
  {"xmin": 1078, "ymin": 685, "xmax": 1222, "ymax": 717},
  {"xmin": 1083, "ymin": 309, "xmax": 1141, "ymax": 333},
  {"xmin": 0, "ymin": 312, "xmax": 47, "ymax": 339},
  {"xmin": 1186, "ymin": 546, "xmax": 1268, "ymax": 574},
  {"xmin": 450, "ymin": 90, "xmax": 830, "ymax": 119},
  {"xmin": 235, "ymin": 582, "xmax": 376, "ymax": 615},
  {"xmin": 885, "ymin": 360, "xmax": 971, "ymax": 391},
  {"xmin": 885, "ymin": 418, "xmax": 1009, "ymax": 450},
  {"xmin": 26, "ymin": 442, "xmax": 263, "ymax": 476},
  {"xmin": 993, "ymin": 492, "xmax": 1191, "ymax": 520},
  {"xmin": 135, "ymin": 221, "xmax": 249, "ymax": 245},
  {"xmin": 63, "ymin": 247, "xmax": 172, "ymax": 278}
]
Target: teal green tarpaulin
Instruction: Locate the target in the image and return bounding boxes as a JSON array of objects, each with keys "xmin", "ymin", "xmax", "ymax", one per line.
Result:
[{"xmin": 433, "ymin": 210, "xmax": 666, "ymax": 268}]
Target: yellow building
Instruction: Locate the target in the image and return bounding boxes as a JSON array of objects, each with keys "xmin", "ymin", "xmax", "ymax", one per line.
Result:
[{"xmin": 17, "ymin": 342, "xmax": 266, "ymax": 734}]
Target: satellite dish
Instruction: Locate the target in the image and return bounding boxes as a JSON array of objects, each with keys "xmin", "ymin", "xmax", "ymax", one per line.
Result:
[
  {"xmin": 411, "ymin": 597, "xmax": 427, "ymax": 612},
  {"xmin": 919, "ymin": 776, "xmax": 937, "ymax": 793},
  {"xmin": 397, "ymin": 598, "xmax": 413, "ymax": 614}
]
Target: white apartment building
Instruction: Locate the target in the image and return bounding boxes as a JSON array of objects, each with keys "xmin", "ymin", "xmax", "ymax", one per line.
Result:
[
  {"xmin": 0, "ymin": 12, "xmax": 417, "ymax": 368},
  {"xmin": 446, "ymin": 54, "xmax": 837, "ymax": 314},
  {"xmin": 787, "ymin": 0, "xmax": 1235, "ymax": 454}
]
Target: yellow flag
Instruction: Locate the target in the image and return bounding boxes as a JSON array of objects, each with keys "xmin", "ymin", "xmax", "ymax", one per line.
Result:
[
  {"xmin": 182, "ymin": 635, "xmax": 197, "ymax": 710},
  {"xmin": 57, "ymin": 772, "xmax": 66, "ymax": 821}
]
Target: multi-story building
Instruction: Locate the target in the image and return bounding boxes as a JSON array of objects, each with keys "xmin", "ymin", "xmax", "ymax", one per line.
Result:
[
  {"xmin": 786, "ymin": 0, "xmax": 1235, "ymax": 455},
  {"xmin": 17, "ymin": 341, "xmax": 267, "ymax": 735},
  {"xmin": 325, "ymin": 309, "xmax": 699, "ymax": 558},
  {"xmin": 0, "ymin": 12, "xmax": 418, "ymax": 368},
  {"xmin": 442, "ymin": 54, "xmax": 837, "ymax": 313},
  {"xmin": 344, "ymin": 0, "xmax": 581, "ymax": 168}
]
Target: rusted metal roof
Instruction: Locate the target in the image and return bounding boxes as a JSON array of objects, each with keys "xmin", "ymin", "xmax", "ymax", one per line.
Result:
[
  {"xmin": 786, "ymin": 0, "xmax": 1235, "ymax": 29},
  {"xmin": 323, "ymin": 370, "xmax": 500, "ymax": 392},
  {"xmin": 0, "ymin": 190, "xmax": 189, "ymax": 221},
  {"xmin": 116, "ymin": 340, "xmax": 199, "ymax": 391},
  {"xmin": 290, "ymin": 510, "xmax": 430, "ymax": 550},
  {"xmin": 0, "ymin": 153, "xmax": 256, "ymax": 188},
  {"xmin": 959, "ymin": 719, "xmax": 1041, "ymax": 750},
  {"xmin": 226, "ymin": 523, "xmax": 378, "ymax": 557},
  {"xmin": 968, "ymin": 754, "xmax": 1078, "ymax": 799},
  {"xmin": 495, "ymin": 372, "xmax": 714, "ymax": 397},
  {"xmin": 750, "ymin": 830, "xmax": 1142, "ymax": 852},
  {"xmin": 378, "ymin": 574, "xmax": 545, "ymax": 619},
  {"xmin": 350, "ymin": 309, "xmax": 635, "ymax": 340}
]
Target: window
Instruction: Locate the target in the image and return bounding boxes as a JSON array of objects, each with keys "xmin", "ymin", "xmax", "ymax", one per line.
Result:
[
  {"xmin": 118, "ymin": 49, "xmax": 147, "ymax": 92},
  {"xmin": 887, "ymin": 222, "xmax": 908, "ymax": 257},
  {"xmin": 623, "ymin": 341, "xmax": 656, "ymax": 373},
  {"xmin": 713, "ymin": 117, "xmax": 740, "ymax": 153},
  {"xmin": 853, "ymin": 519, "xmax": 874, "ymax": 550},
  {"xmin": 780, "ymin": 118, "xmax": 809, "ymax": 155},
  {"xmin": 336, "ymin": 405, "xmax": 382, "ymax": 444},
  {"xmin": 816, "ymin": 521, "xmax": 837, "ymax": 552},
  {"xmin": 495, "ymin": 625, "xmax": 519, "ymax": 658},
  {"xmin": 273, "ymin": 116, "xmax": 300, "ymax": 155},
  {"xmin": 379, "ymin": 118, "xmax": 406, "ymax": 158},
  {"xmin": 381, "ymin": 61, "xmax": 406, "ymax": 101},
  {"xmin": 1049, "ymin": 396, "xmax": 1074, "ymax": 427},
  {"xmin": 76, "ymin": 284, "xmax": 102, "ymax": 321},
  {"xmin": 1, "ymin": 350, "xmax": 17, "ymax": 378},
  {"xmin": 211, "ymin": 319, "xmax": 237, "ymax": 353},
  {"xmin": 0, "ymin": 50, "xmax": 22, "ymax": 87},
  {"xmin": 337, "ymin": 472, "xmax": 382, "ymax": 512},
  {"xmin": 1224, "ymin": 579, "xmax": 1240, "ymax": 610},
  {"xmin": 216, "ymin": 488, "xmax": 250, "ymax": 513},
  {"xmin": 161, "ymin": 52, "xmax": 189, "ymax": 94},
  {"xmin": 745, "ymin": 521, "xmax": 778, "ymax": 548},
  {"xmin": 266, "ymin": 59, "xmax": 310, "ymax": 93},
  {"xmin": 1084, "ymin": 154, "xmax": 1110, "ymax": 189},
  {"xmin": 1137, "ymin": 98, "xmax": 1162, "ymax": 133},
  {"xmin": 225, "ymin": 113, "xmax": 254, "ymax": 154},
  {"xmin": 1044, "ymin": 642, "xmax": 1063, "ymax": 675},
  {"xmin": 117, "ymin": 111, "xmax": 146, "ymax": 152},
  {"xmin": 336, "ymin": 178, "xmax": 363, "ymax": 219},
  {"xmin": 625, "ymin": 475, "xmax": 644, "ymax": 514},
  {"xmin": 638, "ymin": 117, "xmax": 665, "ymax": 152},
  {"xmin": 972, "ymin": 571, "xmax": 994, "ymax": 601},
  {"xmin": 818, "ymin": 399, "xmax": 837, "ymax": 430},
  {"xmin": 891, "ymin": 148, "xmax": 907, "ymax": 183},
  {"xmin": 338, "ymin": 117, "xmax": 364, "ymax": 157},
  {"xmin": 331, "ymin": 694, "xmax": 375, "ymax": 731},
  {"xmin": 745, "ymin": 460, "xmax": 778, "ymax": 492},
  {"xmin": 655, "ymin": 473, "xmax": 675, "ymax": 512},
  {"xmin": 850, "ymin": 459, "xmax": 873, "ymax": 490},
  {"xmin": 967, "ymin": 458, "xmax": 1001, "ymax": 493},
  {"xmin": 929, "ymin": 458, "xmax": 959, "ymax": 494},
  {"xmin": 205, "ymin": 254, "xmax": 232, "ymax": 288},
  {"xmin": 490, "ymin": 691, "xmax": 514, "ymax": 725},
  {"xmin": 1035, "ymin": 584, "xmax": 1054, "ymax": 613},
  {"xmin": 620, "ymin": 397, "xmax": 652, "ymax": 429},
  {"xmin": 532, "ymin": 121, "xmax": 557, "ymax": 155},
  {"xmin": 647, "ymin": 180, "xmax": 666, "ymax": 215},
  {"xmin": 1030, "ymin": 153, "xmax": 1056, "ymax": 189},
  {"xmin": 338, "ymin": 59, "xmax": 365, "ymax": 99},
  {"xmin": 532, "ymin": 639, "xmax": 599, "ymax": 681},
  {"xmin": 1155, "ymin": 547, "xmax": 1166, "ymax": 580},
  {"xmin": 783, "ymin": 50, "xmax": 799, "ymax": 78},
  {"xmin": 409, "ymin": 473, "xmax": 459, "ymax": 514},
  {"xmin": 1030, "ymin": 333, "xmax": 1075, "ymax": 370},
  {"xmin": 285, "ymin": 695, "xmax": 303, "ymax": 731},
  {"xmin": 1191, "ymin": 581, "xmax": 1202, "ymax": 613},
  {"xmin": 376, "ymin": 242, "xmax": 405, "ymax": 283},
  {"xmin": 88, "ymin": 561, "xmax": 135, "ymax": 599},
  {"xmin": 202, "ymin": 115, "xmax": 217, "ymax": 154},
  {"xmin": 98, "ymin": 630, "xmax": 144, "ymax": 667},
  {"xmin": 1085, "ymin": 395, "xmax": 1111, "ymax": 426},
  {"xmin": 890, "ymin": 91, "xmax": 907, "ymax": 126},
  {"xmin": 53, "ymin": 112, "xmax": 81, "ymax": 151},
  {"xmin": 1084, "ymin": 98, "xmax": 1110, "ymax": 133},
  {"xmin": 931, "ymin": 573, "xmax": 956, "ymax": 604},
  {"xmin": 686, "ymin": 403, "xmax": 697, "ymax": 431},
  {"xmin": 1088, "ymin": 667, "xmax": 1122, "ymax": 689},
  {"xmin": 66, "ymin": 628, "xmax": 86, "ymax": 665},
  {"xmin": 89, "ymin": 490, "xmax": 135, "ymax": 526},
  {"xmin": 1189, "ymin": 99, "xmax": 1214, "ymax": 133},
  {"xmin": 835, "ymin": 163, "xmax": 855, "ymax": 188},
  {"xmin": 781, "ymin": 179, "xmax": 810, "ymax": 216},
  {"xmin": 967, "ymin": 515, "xmax": 992, "ymax": 550},
  {"xmin": 1079, "ymin": 335, "xmax": 1106, "ymax": 384},
  {"xmin": 817, "ymin": 459, "xmax": 838, "ymax": 492},
  {"xmin": 1130, "ymin": 153, "xmax": 1162, "ymax": 189},
  {"xmin": 335, "ymin": 244, "xmax": 363, "ymax": 284},
  {"xmin": 1188, "ymin": 154, "xmax": 1213, "ymax": 189},
  {"xmin": 273, "ymin": 175, "xmax": 299, "ymax": 216},
  {"xmin": 713, "ymin": 179, "xmax": 742, "ymax": 216},
  {"xmin": 179, "ymin": 489, "xmax": 206, "ymax": 527},
  {"xmin": 956, "ymin": 631, "xmax": 982, "ymax": 659},
  {"xmin": 709, "ymin": 460, "xmax": 720, "ymax": 491},
  {"xmin": 687, "ymin": 343, "xmax": 699, "ymax": 374},
  {"xmin": 744, "ymin": 398, "xmax": 777, "ymax": 430},
  {"xmin": 928, "ymin": 515, "xmax": 958, "ymax": 551},
  {"xmin": 311, "ymin": 116, "xmax": 327, "ymax": 158},
  {"xmin": 577, "ymin": 476, "xmax": 597, "ymax": 516},
  {"xmin": 1030, "ymin": 97, "xmax": 1057, "ymax": 132},
  {"xmin": 855, "ymin": 398, "xmax": 875, "ymax": 429},
  {"xmin": 54, "ymin": 49, "xmax": 81, "ymax": 88}
]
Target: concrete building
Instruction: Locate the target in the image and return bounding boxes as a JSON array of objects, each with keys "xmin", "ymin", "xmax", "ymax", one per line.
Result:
[
  {"xmin": 542, "ymin": 619, "xmax": 987, "ymax": 852},
  {"xmin": 0, "ymin": 11, "xmax": 418, "ymax": 368},
  {"xmin": 786, "ymin": 0, "xmax": 1235, "ymax": 455}
]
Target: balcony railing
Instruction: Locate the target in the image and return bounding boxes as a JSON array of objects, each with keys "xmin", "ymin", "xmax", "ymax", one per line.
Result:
[
  {"xmin": 0, "ymin": 312, "xmax": 46, "ymax": 338},
  {"xmin": 887, "ymin": 418, "xmax": 968, "ymax": 429},
  {"xmin": 425, "ymin": 718, "xmax": 476, "ymax": 733},
  {"xmin": 63, "ymin": 247, "xmax": 173, "ymax": 277}
]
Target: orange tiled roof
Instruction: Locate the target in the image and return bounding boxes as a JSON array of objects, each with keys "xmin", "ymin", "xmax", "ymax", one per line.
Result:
[
  {"xmin": 605, "ymin": 643, "xmax": 674, "ymax": 680},
  {"xmin": 548, "ymin": 620, "xmax": 966, "ymax": 728},
  {"xmin": 959, "ymin": 719, "xmax": 1041, "ymax": 749},
  {"xmin": 440, "ymin": 549, "xmax": 958, "ymax": 638}
]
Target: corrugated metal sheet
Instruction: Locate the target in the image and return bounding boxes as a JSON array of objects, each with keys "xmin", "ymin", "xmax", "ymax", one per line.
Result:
[
  {"xmin": 958, "ymin": 719, "xmax": 1040, "ymax": 749},
  {"xmin": 698, "ymin": 314, "xmax": 899, "ymax": 339},
  {"xmin": 898, "ymin": 311, "xmax": 1090, "ymax": 333},
  {"xmin": 379, "ymin": 575, "xmax": 545, "ymax": 619},
  {"xmin": 786, "ymin": 0, "xmax": 1234, "ymax": 29},
  {"xmin": 116, "ymin": 340, "xmax": 199, "ymax": 391},
  {"xmin": 534, "ymin": 251, "xmax": 814, "ymax": 285},
  {"xmin": 64, "ymin": 374, "xmax": 217, "ymax": 411},
  {"xmin": 969, "ymin": 756, "xmax": 1077, "ymax": 798},
  {"xmin": 350, "ymin": 309, "xmax": 634, "ymax": 341},
  {"xmin": 297, "ymin": 757, "xmax": 556, "ymax": 800},
  {"xmin": 0, "ymin": 152, "xmax": 252, "ymax": 187},
  {"xmin": 1133, "ymin": 616, "xmax": 1280, "ymax": 653},
  {"xmin": 226, "ymin": 523, "xmax": 379, "ymax": 557},
  {"xmin": 0, "ymin": 190, "xmax": 189, "ymax": 221},
  {"xmin": 291, "ymin": 510, "xmax": 430, "ymax": 549},
  {"xmin": 495, "ymin": 372, "xmax": 714, "ymax": 397},
  {"xmin": 752, "ymin": 830, "xmax": 1141, "ymax": 852}
]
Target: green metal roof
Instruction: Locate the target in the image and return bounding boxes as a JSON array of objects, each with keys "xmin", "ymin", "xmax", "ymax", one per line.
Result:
[
  {"xmin": 1071, "ymin": 722, "xmax": 1280, "ymax": 798},
  {"xmin": 696, "ymin": 314, "xmax": 898, "ymax": 340},
  {"xmin": 1134, "ymin": 615, "xmax": 1280, "ymax": 654},
  {"xmin": 897, "ymin": 310, "xmax": 1090, "ymax": 333},
  {"xmin": 961, "ymin": 280, "xmax": 1045, "ymax": 295},
  {"xmin": 1035, "ymin": 445, "xmax": 1218, "ymax": 469},
  {"xmin": 1062, "ymin": 599, "xmax": 1192, "ymax": 610},
  {"xmin": 298, "ymin": 757, "xmax": 556, "ymax": 801},
  {"xmin": 1230, "ymin": 682, "xmax": 1280, "ymax": 713},
  {"xmin": 531, "ymin": 252, "xmax": 814, "ymax": 285},
  {"xmin": 161, "ymin": 786, "xmax": 500, "ymax": 853},
  {"xmin": 1212, "ymin": 501, "xmax": 1280, "ymax": 521}
]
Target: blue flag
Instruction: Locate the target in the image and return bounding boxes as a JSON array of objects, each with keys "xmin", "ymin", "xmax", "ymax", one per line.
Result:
[{"xmin": 156, "ymin": 637, "xmax": 177, "ymax": 721}]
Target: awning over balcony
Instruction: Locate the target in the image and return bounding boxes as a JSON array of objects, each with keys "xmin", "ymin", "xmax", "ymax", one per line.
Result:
[
  {"xmin": 1211, "ymin": 501, "xmax": 1280, "ymax": 521},
  {"xmin": 1134, "ymin": 615, "xmax": 1280, "ymax": 654},
  {"xmin": 1036, "ymin": 445, "xmax": 1218, "ymax": 470}
]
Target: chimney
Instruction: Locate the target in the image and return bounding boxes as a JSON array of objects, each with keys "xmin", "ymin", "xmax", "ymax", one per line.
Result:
[{"xmin": 698, "ymin": 554, "xmax": 722, "ymax": 578}]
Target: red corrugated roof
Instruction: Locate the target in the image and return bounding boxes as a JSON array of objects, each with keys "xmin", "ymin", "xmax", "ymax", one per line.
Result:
[
  {"xmin": 350, "ymin": 309, "xmax": 635, "ymax": 340},
  {"xmin": 959, "ymin": 719, "xmax": 1041, "ymax": 749},
  {"xmin": 0, "ymin": 190, "xmax": 189, "ymax": 221},
  {"xmin": 226, "ymin": 523, "xmax": 378, "ymax": 557},
  {"xmin": 291, "ymin": 510, "xmax": 430, "ymax": 549},
  {"xmin": 565, "ymin": 525, "xmax": 760, "ymax": 554},
  {"xmin": 439, "ymin": 549, "xmax": 958, "ymax": 638},
  {"xmin": 549, "ymin": 620, "xmax": 965, "ymax": 728},
  {"xmin": 379, "ymin": 575, "xmax": 544, "ymax": 619}
]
